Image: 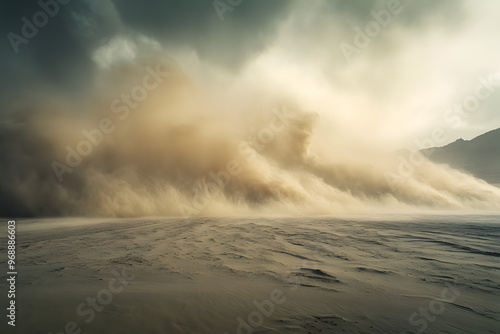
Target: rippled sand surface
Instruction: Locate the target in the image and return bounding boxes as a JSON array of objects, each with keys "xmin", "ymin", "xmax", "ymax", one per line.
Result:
[{"xmin": 4, "ymin": 215, "xmax": 500, "ymax": 333}]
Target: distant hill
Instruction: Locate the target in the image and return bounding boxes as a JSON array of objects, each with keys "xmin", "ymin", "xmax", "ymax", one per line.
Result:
[{"xmin": 419, "ymin": 128, "xmax": 500, "ymax": 185}]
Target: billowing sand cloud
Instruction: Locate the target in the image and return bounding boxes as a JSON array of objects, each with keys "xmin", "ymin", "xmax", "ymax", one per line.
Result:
[{"xmin": 1, "ymin": 51, "xmax": 499, "ymax": 217}]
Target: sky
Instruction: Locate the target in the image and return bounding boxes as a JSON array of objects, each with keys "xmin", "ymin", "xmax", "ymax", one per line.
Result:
[{"xmin": 1, "ymin": 0, "xmax": 500, "ymax": 151}]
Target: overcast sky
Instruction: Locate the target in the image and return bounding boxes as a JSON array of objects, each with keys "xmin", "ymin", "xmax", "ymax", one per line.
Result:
[{"xmin": 1, "ymin": 0, "xmax": 500, "ymax": 150}]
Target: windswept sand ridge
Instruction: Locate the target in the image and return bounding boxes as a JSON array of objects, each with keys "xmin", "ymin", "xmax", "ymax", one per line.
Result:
[{"xmin": 2, "ymin": 216, "xmax": 499, "ymax": 333}]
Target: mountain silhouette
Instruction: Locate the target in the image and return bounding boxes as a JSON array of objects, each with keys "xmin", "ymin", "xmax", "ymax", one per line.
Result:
[{"xmin": 420, "ymin": 128, "xmax": 500, "ymax": 186}]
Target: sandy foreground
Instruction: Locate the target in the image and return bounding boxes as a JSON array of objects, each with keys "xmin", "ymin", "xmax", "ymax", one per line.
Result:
[{"xmin": 1, "ymin": 215, "xmax": 499, "ymax": 334}]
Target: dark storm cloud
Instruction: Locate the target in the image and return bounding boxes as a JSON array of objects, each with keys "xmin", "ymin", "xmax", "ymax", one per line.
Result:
[
  {"xmin": 0, "ymin": 0, "xmax": 119, "ymax": 102},
  {"xmin": 0, "ymin": 0, "xmax": 465, "ymax": 101},
  {"xmin": 322, "ymin": 0, "xmax": 463, "ymax": 26},
  {"xmin": 111, "ymin": 0, "xmax": 292, "ymax": 70},
  {"xmin": 0, "ymin": 0, "xmax": 293, "ymax": 103}
]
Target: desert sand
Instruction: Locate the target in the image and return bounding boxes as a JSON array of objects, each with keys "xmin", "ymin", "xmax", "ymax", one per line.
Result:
[{"xmin": 2, "ymin": 215, "xmax": 499, "ymax": 334}]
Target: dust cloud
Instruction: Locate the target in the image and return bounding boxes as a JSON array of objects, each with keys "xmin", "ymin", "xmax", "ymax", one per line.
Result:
[{"xmin": 1, "ymin": 52, "xmax": 499, "ymax": 217}]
